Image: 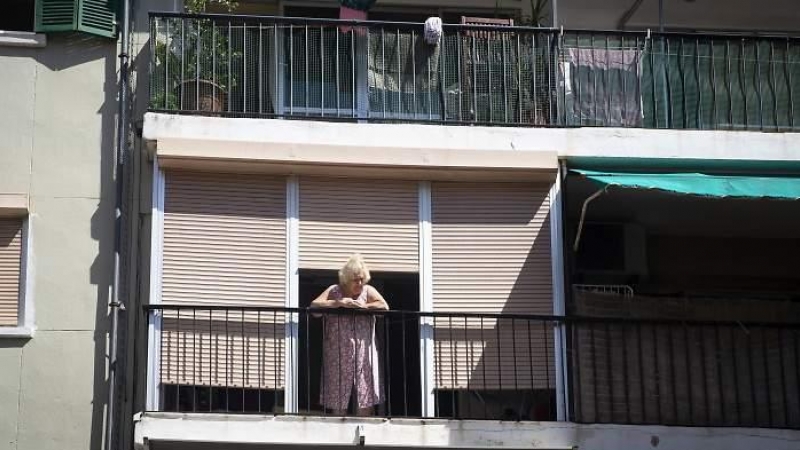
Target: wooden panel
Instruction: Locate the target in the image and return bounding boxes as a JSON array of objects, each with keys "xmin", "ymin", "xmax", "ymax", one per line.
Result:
[
  {"xmin": 431, "ymin": 182, "xmax": 553, "ymax": 389},
  {"xmin": 0, "ymin": 219, "xmax": 22, "ymax": 327},
  {"xmin": 299, "ymin": 178, "xmax": 419, "ymax": 272},
  {"xmin": 161, "ymin": 172, "xmax": 286, "ymax": 388}
]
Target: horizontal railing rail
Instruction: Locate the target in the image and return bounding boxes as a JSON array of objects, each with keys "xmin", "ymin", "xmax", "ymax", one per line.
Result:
[
  {"xmin": 145, "ymin": 304, "xmax": 560, "ymax": 420},
  {"xmin": 568, "ymin": 315, "xmax": 800, "ymax": 429},
  {"xmin": 148, "ymin": 12, "xmax": 800, "ymax": 131}
]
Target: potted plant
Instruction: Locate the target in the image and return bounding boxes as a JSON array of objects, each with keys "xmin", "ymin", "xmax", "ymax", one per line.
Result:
[{"xmin": 151, "ymin": 0, "xmax": 239, "ymax": 112}]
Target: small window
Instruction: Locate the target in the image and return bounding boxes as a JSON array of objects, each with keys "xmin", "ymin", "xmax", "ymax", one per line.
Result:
[
  {"xmin": 0, "ymin": 218, "xmax": 24, "ymax": 327},
  {"xmin": 1, "ymin": 0, "xmax": 35, "ymax": 32}
]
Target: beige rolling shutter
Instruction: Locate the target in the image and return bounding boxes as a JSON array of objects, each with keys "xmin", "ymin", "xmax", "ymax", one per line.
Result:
[
  {"xmin": 299, "ymin": 178, "xmax": 419, "ymax": 272},
  {"xmin": 431, "ymin": 182, "xmax": 553, "ymax": 390},
  {"xmin": 0, "ymin": 219, "xmax": 23, "ymax": 327},
  {"xmin": 160, "ymin": 171, "xmax": 286, "ymax": 389}
]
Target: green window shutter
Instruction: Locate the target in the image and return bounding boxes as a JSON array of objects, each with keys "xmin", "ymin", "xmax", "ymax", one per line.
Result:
[{"xmin": 35, "ymin": 0, "xmax": 118, "ymax": 38}]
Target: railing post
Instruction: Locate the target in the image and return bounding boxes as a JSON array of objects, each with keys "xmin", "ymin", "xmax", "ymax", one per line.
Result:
[
  {"xmin": 550, "ymin": 164, "xmax": 569, "ymax": 421},
  {"xmin": 146, "ymin": 157, "xmax": 165, "ymax": 411},
  {"xmin": 284, "ymin": 176, "xmax": 300, "ymax": 413}
]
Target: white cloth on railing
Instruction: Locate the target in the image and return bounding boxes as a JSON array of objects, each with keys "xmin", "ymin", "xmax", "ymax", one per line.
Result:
[{"xmin": 424, "ymin": 17, "xmax": 442, "ymax": 44}]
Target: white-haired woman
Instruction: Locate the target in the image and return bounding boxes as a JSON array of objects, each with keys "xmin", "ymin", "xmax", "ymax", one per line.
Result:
[{"xmin": 311, "ymin": 254, "xmax": 389, "ymax": 416}]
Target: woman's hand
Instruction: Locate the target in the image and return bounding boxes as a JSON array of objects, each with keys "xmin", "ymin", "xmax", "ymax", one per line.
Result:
[{"xmin": 339, "ymin": 298, "xmax": 366, "ymax": 309}]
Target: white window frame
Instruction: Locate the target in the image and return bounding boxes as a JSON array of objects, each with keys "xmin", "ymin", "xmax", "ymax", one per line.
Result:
[{"xmin": 0, "ymin": 215, "xmax": 35, "ymax": 338}]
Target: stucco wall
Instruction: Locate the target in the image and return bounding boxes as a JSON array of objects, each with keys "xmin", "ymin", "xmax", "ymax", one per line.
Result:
[{"xmin": 0, "ymin": 34, "xmax": 117, "ymax": 450}]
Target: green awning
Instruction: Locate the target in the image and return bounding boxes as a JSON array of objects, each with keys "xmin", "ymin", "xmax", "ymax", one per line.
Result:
[{"xmin": 573, "ymin": 170, "xmax": 800, "ymax": 200}]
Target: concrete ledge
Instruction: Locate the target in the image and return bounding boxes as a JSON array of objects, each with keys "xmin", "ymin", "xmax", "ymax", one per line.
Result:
[
  {"xmin": 133, "ymin": 412, "xmax": 800, "ymax": 450},
  {"xmin": 0, "ymin": 194, "xmax": 28, "ymax": 217},
  {"xmin": 143, "ymin": 113, "xmax": 558, "ymax": 181},
  {"xmin": 0, "ymin": 326, "xmax": 35, "ymax": 339},
  {"xmin": 0, "ymin": 31, "xmax": 46, "ymax": 48}
]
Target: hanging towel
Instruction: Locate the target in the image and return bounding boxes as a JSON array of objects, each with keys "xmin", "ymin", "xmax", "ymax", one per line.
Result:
[{"xmin": 424, "ymin": 17, "xmax": 442, "ymax": 45}]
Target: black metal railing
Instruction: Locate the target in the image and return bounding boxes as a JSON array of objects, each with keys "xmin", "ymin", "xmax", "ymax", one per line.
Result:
[
  {"xmin": 149, "ymin": 12, "xmax": 800, "ymax": 131},
  {"xmin": 568, "ymin": 316, "xmax": 800, "ymax": 429},
  {"xmin": 144, "ymin": 304, "xmax": 560, "ymax": 420}
]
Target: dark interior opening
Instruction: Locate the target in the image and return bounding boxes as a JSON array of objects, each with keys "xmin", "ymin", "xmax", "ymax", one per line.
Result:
[{"xmin": 298, "ymin": 269, "xmax": 421, "ymax": 417}]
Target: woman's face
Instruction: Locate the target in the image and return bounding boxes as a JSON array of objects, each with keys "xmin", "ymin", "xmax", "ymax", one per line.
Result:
[{"xmin": 346, "ymin": 273, "xmax": 365, "ymax": 296}]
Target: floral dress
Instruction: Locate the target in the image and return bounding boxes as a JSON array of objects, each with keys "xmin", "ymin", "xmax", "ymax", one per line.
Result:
[{"xmin": 320, "ymin": 285, "xmax": 383, "ymax": 411}]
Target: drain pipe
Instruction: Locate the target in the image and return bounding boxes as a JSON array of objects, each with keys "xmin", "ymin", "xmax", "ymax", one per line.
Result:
[{"xmin": 107, "ymin": 0, "xmax": 132, "ymax": 447}]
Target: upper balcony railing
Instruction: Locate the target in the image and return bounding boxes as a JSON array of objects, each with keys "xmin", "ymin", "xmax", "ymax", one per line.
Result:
[{"xmin": 149, "ymin": 12, "xmax": 800, "ymax": 132}]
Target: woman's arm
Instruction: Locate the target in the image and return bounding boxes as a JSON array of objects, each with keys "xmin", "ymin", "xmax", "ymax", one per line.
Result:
[
  {"xmin": 310, "ymin": 285, "xmax": 344, "ymax": 309},
  {"xmin": 364, "ymin": 285, "xmax": 389, "ymax": 310}
]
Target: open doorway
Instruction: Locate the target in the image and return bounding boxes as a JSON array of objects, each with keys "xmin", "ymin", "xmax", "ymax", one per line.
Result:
[{"xmin": 298, "ymin": 269, "xmax": 421, "ymax": 417}]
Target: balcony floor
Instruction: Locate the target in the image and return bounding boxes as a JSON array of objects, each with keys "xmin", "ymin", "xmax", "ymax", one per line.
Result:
[{"xmin": 134, "ymin": 411, "xmax": 800, "ymax": 450}]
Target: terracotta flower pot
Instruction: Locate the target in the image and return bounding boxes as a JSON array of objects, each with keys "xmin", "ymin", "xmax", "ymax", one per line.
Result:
[{"xmin": 178, "ymin": 79, "xmax": 227, "ymax": 112}]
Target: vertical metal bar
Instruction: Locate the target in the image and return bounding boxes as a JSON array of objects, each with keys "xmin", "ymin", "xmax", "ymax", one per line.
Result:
[
  {"xmin": 450, "ymin": 315, "xmax": 457, "ymax": 418},
  {"xmin": 604, "ymin": 35, "xmax": 611, "ymax": 124},
  {"xmin": 428, "ymin": 40, "xmax": 433, "ymax": 121},
  {"xmin": 384, "ymin": 311, "xmax": 392, "ymax": 416},
  {"xmin": 637, "ymin": 323, "xmax": 645, "ymax": 423},
  {"xmin": 273, "ymin": 311, "xmax": 278, "ymax": 413},
  {"xmin": 511, "ymin": 319, "xmax": 519, "ymax": 393},
  {"xmin": 795, "ymin": 329, "xmax": 800, "ymax": 423},
  {"xmin": 714, "ymin": 325, "xmax": 725, "ymax": 425},
  {"xmin": 411, "ymin": 29, "xmax": 417, "ymax": 119},
  {"xmin": 335, "ymin": 30, "xmax": 340, "ymax": 116},
  {"xmin": 678, "ymin": 38, "xmax": 688, "ymax": 128},
  {"xmin": 195, "ymin": 19, "xmax": 200, "ymax": 112},
  {"xmin": 746, "ymin": 326, "xmax": 757, "ymax": 425},
  {"xmin": 700, "ymin": 326, "xmax": 710, "ymax": 425},
  {"xmin": 668, "ymin": 324, "xmax": 678, "ymax": 424},
  {"xmin": 653, "ymin": 324, "xmax": 662, "ymax": 423},
  {"xmin": 591, "ymin": 34, "xmax": 598, "ymax": 123},
  {"xmin": 527, "ymin": 319, "xmax": 535, "ymax": 403},
  {"xmin": 273, "ymin": 24, "xmax": 278, "ymax": 116},
  {"xmin": 572, "ymin": 322, "xmax": 582, "ymax": 422},
  {"xmin": 496, "ymin": 317, "xmax": 503, "ymax": 404},
  {"xmin": 769, "ymin": 41, "xmax": 779, "ymax": 130},
  {"xmin": 243, "ymin": 23, "xmax": 248, "ymax": 114},
  {"xmin": 225, "ymin": 309, "xmax": 229, "ymax": 412},
  {"xmin": 289, "ymin": 24, "xmax": 293, "ymax": 115},
  {"xmin": 666, "ymin": 39, "xmax": 674, "ymax": 128},
  {"xmin": 531, "ymin": 32, "xmax": 539, "ymax": 124},
  {"xmin": 305, "ymin": 25, "xmax": 309, "ymax": 114},
  {"xmin": 176, "ymin": 309, "xmax": 181, "ymax": 410},
  {"xmin": 227, "ymin": 21, "xmax": 232, "ymax": 112},
  {"xmin": 516, "ymin": 34, "xmax": 522, "ymax": 123},
  {"xmin": 464, "ymin": 317, "xmax": 471, "ymax": 419},
  {"xmin": 192, "ymin": 309, "xmax": 197, "ymax": 412},
  {"xmin": 382, "ymin": 28, "xmax": 386, "ymax": 118},
  {"xmin": 543, "ymin": 320, "xmax": 551, "ymax": 419},
  {"xmin": 401, "ymin": 312, "xmax": 408, "ymax": 416},
  {"xmin": 435, "ymin": 316, "xmax": 441, "ymax": 418},
  {"xmin": 257, "ymin": 310, "xmax": 262, "ymax": 413},
  {"xmin": 480, "ymin": 316, "xmax": 487, "ymax": 419},
  {"xmin": 755, "ymin": 40, "xmax": 765, "ymax": 130},
  {"xmin": 590, "ymin": 323, "xmax": 598, "ymax": 422},
  {"xmin": 649, "ymin": 36, "xmax": 659, "ymax": 127},
  {"xmin": 259, "ymin": 23, "xmax": 263, "ymax": 115},
  {"xmin": 695, "ymin": 38, "xmax": 702, "ymax": 128},
  {"xmin": 726, "ymin": 40, "xmax": 734, "ymax": 128},
  {"xmin": 209, "ymin": 310, "xmax": 213, "ymax": 412},
  {"xmin": 180, "ymin": 19, "xmax": 186, "ymax": 111},
  {"xmin": 502, "ymin": 36, "xmax": 508, "ymax": 123},
  {"xmin": 397, "ymin": 29, "xmax": 402, "ymax": 118},
  {"xmin": 305, "ymin": 311, "xmax": 310, "ymax": 412},
  {"xmin": 320, "ymin": 26, "xmax": 325, "ymax": 116},
  {"xmin": 620, "ymin": 37, "xmax": 629, "ymax": 127},
  {"xmin": 352, "ymin": 30, "xmax": 356, "ymax": 118},
  {"xmin": 457, "ymin": 34, "xmax": 463, "ymax": 121},
  {"xmin": 762, "ymin": 327, "xmax": 773, "ymax": 426},
  {"xmin": 684, "ymin": 324, "xmax": 694, "ymax": 423},
  {"xmin": 441, "ymin": 29, "xmax": 447, "ymax": 120},
  {"xmin": 241, "ymin": 310, "xmax": 245, "ymax": 411},
  {"xmin": 731, "ymin": 326, "xmax": 741, "ymax": 425},
  {"xmin": 162, "ymin": 19, "xmax": 169, "ymax": 109},
  {"xmin": 622, "ymin": 323, "xmax": 630, "ymax": 423},
  {"xmin": 786, "ymin": 40, "xmax": 795, "ymax": 128},
  {"xmin": 487, "ymin": 36, "xmax": 493, "ymax": 123},
  {"xmin": 472, "ymin": 35, "xmax": 478, "ymax": 122},
  {"xmin": 779, "ymin": 328, "xmax": 788, "ymax": 427},
  {"xmin": 605, "ymin": 322, "xmax": 613, "ymax": 421},
  {"xmin": 710, "ymin": 39, "xmax": 718, "ymax": 128},
  {"xmin": 740, "ymin": 39, "xmax": 749, "ymax": 129}
]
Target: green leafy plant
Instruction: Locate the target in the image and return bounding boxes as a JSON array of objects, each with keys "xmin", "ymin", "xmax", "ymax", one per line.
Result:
[{"xmin": 151, "ymin": 0, "xmax": 241, "ymax": 111}]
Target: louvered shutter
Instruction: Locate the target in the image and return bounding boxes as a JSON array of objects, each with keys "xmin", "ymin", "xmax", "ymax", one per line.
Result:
[
  {"xmin": 35, "ymin": 0, "xmax": 118, "ymax": 38},
  {"xmin": 160, "ymin": 171, "xmax": 287, "ymax": 389},
  {"xmin": 430, "ymin": 182, "xmax": 554, "ymax": 390},
  {"xmin": 299, "ymin": 178, "xmax": 419, "ymax": 273},
  {"xmin": 0, "ymin": 219, "xmax": 23, "ymax": 327}
]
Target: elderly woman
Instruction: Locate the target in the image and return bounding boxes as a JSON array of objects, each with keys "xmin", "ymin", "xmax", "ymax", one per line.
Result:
[{"xmin": 311, "ymin": 254, "xmax": 389, "ymax": 416}]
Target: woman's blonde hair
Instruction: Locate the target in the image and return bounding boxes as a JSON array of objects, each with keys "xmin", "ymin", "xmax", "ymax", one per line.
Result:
[{"xmin": 338, "ymin": 253, "xmax": 371, "ymax": 286}]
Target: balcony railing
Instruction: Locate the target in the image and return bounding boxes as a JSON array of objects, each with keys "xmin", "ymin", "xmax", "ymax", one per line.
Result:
[
  {"xmin": 144, "ymin": 304, "xmax": 800, "ymax": 429},
  {"xmin": 149, "ymin": 12, "xmax": 800, "ymax": 131},
  {"xmin": 146, "ymin": 305, "xmax": 561, "ymax": 420}
]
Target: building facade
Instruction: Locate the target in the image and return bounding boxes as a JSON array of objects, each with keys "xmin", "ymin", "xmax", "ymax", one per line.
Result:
[{"xmin": 1, "ymin": 1, "xmax": 799, "ymax": 450}]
